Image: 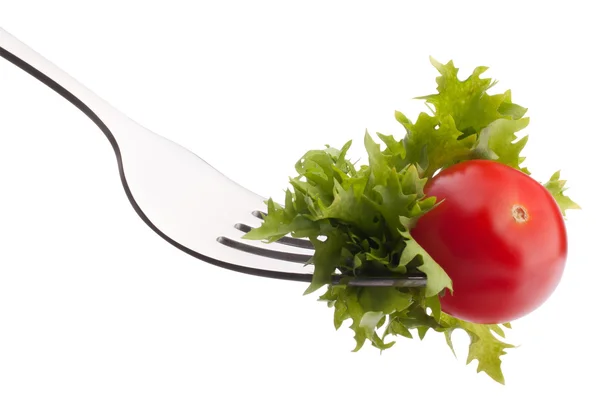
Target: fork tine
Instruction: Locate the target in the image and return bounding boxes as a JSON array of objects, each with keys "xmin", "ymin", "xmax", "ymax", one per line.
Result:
[
  {"xmin": 216, "ymin": 236, "xmax": 427, "ymax": 287},
  {"xmin": 344, "ymin": 275, "xmax": 427, "ymax": 288},
  {"xmin": 252, "ymin": 210, "xmax": 267, "ymax": 219},
  {"xmin": 232, "ymin": 213, "xmax": 428, "ymax": 287},
  {"xmin": 250, "ymin": 209, "xmax": 315, "ymax": 249},
  {"xmin": 234, "ymin": 223, "xmax": 314, "ymax": 250},
  {"xmin": 216, "ymin": 236, "xmax": 313, "ymax": 264}
]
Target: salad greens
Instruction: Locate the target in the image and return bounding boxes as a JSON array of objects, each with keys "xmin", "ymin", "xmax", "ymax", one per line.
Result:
[{"xmin": 243, "ymin": 58, "xmax": 578, "ymax": 384}]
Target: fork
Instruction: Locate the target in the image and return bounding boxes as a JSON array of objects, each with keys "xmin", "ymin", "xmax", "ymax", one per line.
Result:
[{"xmin": 0, "ymin": 28, "xmax": 427, "ymax": 289}]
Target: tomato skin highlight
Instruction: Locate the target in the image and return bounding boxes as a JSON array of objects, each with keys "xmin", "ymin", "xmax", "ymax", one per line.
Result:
[{"xmin": 411, "ymin": 160, "xmax": 567, "ymax": 324}]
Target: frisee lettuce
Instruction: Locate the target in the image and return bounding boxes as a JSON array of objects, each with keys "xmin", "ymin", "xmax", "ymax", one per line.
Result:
[{"xmin": 243, "ymin": 58, "xmax": 578, "ymax": 385}]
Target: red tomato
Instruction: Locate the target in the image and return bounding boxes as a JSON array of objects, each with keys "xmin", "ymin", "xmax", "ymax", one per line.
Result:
[{"xmin": 411, "ymin": 160, "xmax": 567, "ymax": 324}]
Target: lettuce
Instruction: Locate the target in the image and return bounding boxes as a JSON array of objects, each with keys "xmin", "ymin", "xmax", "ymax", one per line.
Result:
[{"xmin": 243, "ymin": 58, "xmax": 578, "ymax": 384}]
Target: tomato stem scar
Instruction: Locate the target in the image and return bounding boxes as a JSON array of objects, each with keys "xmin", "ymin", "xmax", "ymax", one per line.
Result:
[{"xmin": 512, "ymin": 204, "xmax": 529, "ymax": 223}]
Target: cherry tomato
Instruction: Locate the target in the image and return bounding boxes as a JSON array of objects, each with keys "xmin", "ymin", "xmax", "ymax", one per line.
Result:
[{"xmin": 411, "ymin": 160, "xmax": 567, "ymax": 324}]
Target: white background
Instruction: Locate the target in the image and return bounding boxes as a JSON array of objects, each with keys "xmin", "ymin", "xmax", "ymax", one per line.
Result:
[{"xmin": 1, "ymin": 1, "xmax": 598, "ymax": 405}]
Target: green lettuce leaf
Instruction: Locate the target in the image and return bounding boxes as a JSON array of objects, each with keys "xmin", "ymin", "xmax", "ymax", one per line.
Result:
[
  {"xmin": 440, "ymin": 314, "xmax": 515, "ymax": 385},
  {"xmin": 245, "ymin": 132, "xmax": 452, "ymax": 296},
  {"xmin": 416, "ymin": 58, "xmax": 527, "ymax": 134},
  {"xmin": 544, "ymin": 170, "xmax": 581, "ymax": 216}
]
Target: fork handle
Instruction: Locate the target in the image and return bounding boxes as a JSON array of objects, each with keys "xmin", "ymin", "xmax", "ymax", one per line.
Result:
[{"xmin": 0, "ymin": 28, "xmax": 122, "ymax": 134}]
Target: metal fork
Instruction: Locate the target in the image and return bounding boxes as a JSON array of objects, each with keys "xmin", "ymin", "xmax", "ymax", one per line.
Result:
[{"xmin": 0, "ymin": 29, "xmax": 426, "ymax": 289}]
